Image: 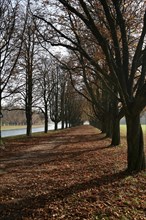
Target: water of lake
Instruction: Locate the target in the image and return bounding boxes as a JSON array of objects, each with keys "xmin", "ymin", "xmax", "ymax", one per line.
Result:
[{"xmin": 2, "ymin": 123, "xmax": 61, "ymax": 137}]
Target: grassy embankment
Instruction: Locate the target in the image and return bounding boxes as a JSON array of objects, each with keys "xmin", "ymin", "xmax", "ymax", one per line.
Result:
[
  {"xmin": 120, "ymin": 125, "xmax": 146, "ymax": 153},
  {"xmin": 1, "ymin": 125, "xmax": 44, "ymax": 131},
  {"xmin": 1, "ymin": 124, "xmax": 146, "ymax": 142},
  {"xmin": 2, "ymin": 124, "xmax": 146, "ymax": 133},
  {"xmin": 120, "ymin": 124, "xmax": 146, "ymax": 137}
]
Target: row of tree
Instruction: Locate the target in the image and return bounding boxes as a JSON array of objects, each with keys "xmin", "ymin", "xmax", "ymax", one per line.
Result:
[
  {"xmin": 33, "ymin": 0, "xmax": 146, "ymax": 172},
  {"xmin": 0, "ymin": 0, "xmax": 84, "ymax": 137},
  {"xmin": 2, "ymin": 108, "xmax": 43, "ymax": 126},
  {"xmin": 0, "ymin": 0, "xmax": 146, "ymax": 172}
]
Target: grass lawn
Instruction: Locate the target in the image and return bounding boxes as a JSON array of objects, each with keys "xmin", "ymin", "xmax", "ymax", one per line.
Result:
[
  {"xmin": 120, "ymin": 124, "xmax": 146, "ymax": 141},
  {"xmin": 120, "ymin": 124, "xmax": 146, "ymax": 132},
  {"xmin": 1, "ymin": 124, "xmax": 44, "ymax": 131},
  {"xmin": 120, "ymin": 125, "xmax": 146, "ymax": 157}
]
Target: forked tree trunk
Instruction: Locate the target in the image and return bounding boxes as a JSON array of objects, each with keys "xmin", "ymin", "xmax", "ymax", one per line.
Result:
[
  {"xmin": 111, "ymin": 117, "xmax": 120, "ymax": 146},
  {"xmin": 126, "ymin": 114, "xmax": 145, "ymax": 172}
]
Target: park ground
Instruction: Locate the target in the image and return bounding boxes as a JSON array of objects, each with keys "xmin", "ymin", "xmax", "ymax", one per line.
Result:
[{"xmin": 0, "ymin": 125, "xmax": 146, "ymax": 220}]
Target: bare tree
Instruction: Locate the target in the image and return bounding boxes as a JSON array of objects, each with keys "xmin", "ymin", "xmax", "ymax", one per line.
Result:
[
  {"xmin": 17, "ymin": 1, "xmax": 40, "ymax": 136},
  {"xmin": 34, "ymin": 0, "xmax": 146, "ymax": 172},
  {"xmin": 65, "ymin": 81, "xmax": 83, "ymax": 127},
  {"xmin": 35, "ymin": 56, "xmax": 54, "ymax": 133},
  {"xmin": 0, "ymin": 0, "xmax": 27, "ymax": 142},
  {"xmin": 49, "ymin": 64, "xmax": 62, "ymax": 130}
]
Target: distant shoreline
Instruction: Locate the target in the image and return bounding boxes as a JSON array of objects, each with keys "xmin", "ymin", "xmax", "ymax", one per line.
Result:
[{"xmin": 1, "ymin": 125, "xmax": 44, "ymax": 131}]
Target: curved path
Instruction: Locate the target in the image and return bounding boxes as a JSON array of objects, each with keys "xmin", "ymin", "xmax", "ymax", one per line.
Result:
[{"xmin": 0, "ymin": 125, "xmax": 145, "ymax": 220}]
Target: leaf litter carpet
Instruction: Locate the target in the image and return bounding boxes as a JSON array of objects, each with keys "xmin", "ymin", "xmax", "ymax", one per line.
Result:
[{"xmin": 0, "ymin": 125, "xmax": 145, "ymax": 219}]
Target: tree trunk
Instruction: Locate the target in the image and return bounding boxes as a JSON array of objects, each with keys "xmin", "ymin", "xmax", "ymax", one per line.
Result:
[
  {"xmin": 101, "ymin": 116, "xmax": 107, "ymax": 133},
  {"xmin": 61, "ymin": 120, "xmax": 64, "ymax": 129},
  {"xmin": 25, "ymin": 67, "xmax": 33, "ymax": 137},
  {"xmin": 0, "ymin": 94, "xmax": 2, "ymax": 140},
  {"xmin": 44, "ymin": 113, "xmax": 48, "ymax": 133},
  {"xmin": 110, "ymin": 95, "xmax": 120, "ymax": 146},
  {"xmin": 111, "ymin": 117, "xmax": 120, "ymax": 146},
  {"xmin": 61, "ymin": 82, "xmax": 65, "ymax": 130},
  {"xmin": 105, "ymin": 115, "xmax": 113, "ymax": 138},
  {"xmin": 54, "ymin": 121, "xmax": 58, "ymax": 130},
  {"xmin": 44, "ymin": 104, "xmax": 48, "ymax": 133},
  {"xmin": 65, "ymin": 119, "xmax": 68, "ymax": 128},
  {"xmin": 126, "ymin": 114, "xmax": 145, "ymax": 172},
  {"xmin": 26, "ymin": 111, "xmax": 32, "ymax": 137}
]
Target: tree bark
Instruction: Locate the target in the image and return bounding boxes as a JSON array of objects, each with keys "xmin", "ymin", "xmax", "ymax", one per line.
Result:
[
  {"xmin": 111, "ymin": 117, "xmax": 120, "ymax": 146},
  {"xmin": 111, "ymin": 97, "xmax": 121, "ymax": 146},
  {"xmin": 61, "ymin": 120, "xmax": 64, "ymax": 129},
  {"xmin": 26, "ymin": 78, "xmax": 32, "ymax": 137},
  {"xmin": 0, "ymin": 92, "xmax": 2, "ymax": 140},
  {"xmin": 55, "ymin": 121, "xmax": 58, "ymax": 130},
  {"xmin": 65, "ymin": 119, "xmax": 68, "ymax": 128},
  {"xmin": 105, "ymin": 114, "xmax": 113, "ymax": 138},
  {"xmin": 126, "ymin": 113, "xmax": 145, "ymax": 172},
  {"xmin": 26, "ymin": 110, "xmax": 32, "ymax": 137},
  {"xmin": 44, "ymin": 104, "xmax": 48, "ymax": 133},
  {"xmin": 100, "ymin": 115, "xmax": 107, "ymax": 133},
  {"xmin": 44, "ymin": 113, "xmax": 48, "ymax": 133}
]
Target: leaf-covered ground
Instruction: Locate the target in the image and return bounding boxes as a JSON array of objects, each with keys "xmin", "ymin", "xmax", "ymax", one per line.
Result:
[{"xmin": 0, "ymin": 125, "xmax": 145, "ymax": 220}]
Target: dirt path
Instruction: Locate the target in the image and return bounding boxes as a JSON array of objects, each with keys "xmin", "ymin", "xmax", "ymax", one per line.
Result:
[
  {"xmin": 0, "ymin": 125, "xmax": 104, "ymax": 172},
  {"xmin": 0, "ymin": 125, "xmax": 145, "ymax": 220}
]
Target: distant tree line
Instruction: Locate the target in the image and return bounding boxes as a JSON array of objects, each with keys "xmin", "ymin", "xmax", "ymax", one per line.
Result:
[
  {"xmin": 1, "ymin": 108, "xmax": 44, "ymax": 126},
  {"xmin": 0, "ymin": 0, "xmax": 83, "ymax": 137}
]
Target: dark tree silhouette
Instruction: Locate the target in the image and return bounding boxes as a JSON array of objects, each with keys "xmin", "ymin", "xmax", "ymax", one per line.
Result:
[{"xmin": 34, "ymin": 0, "xmax": 146, "ymax": 172}]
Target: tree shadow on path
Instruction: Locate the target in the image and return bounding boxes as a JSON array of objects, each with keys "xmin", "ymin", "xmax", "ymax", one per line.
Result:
[{"xmin": 0, "ymin": 170, "xmax": 128, "ymax": 220}]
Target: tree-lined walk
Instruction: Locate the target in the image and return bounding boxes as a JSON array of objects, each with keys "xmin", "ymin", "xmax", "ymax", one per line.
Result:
[
  {"xmin": 0, "ymin": 0, "xmax": 83, "ymax": 138},
  {"xmin": 0, "ymin": 125, "xmax": 145, "ymax": 219},
  {"xmin": 0, "ymin": 1, "xmax": 146, "ymax": 218},
  {"xmin": 34, "ymin": 0, "xmax": 146, "ymax": 172},
  {"xmin": 1, "ymin": 1, "xmax": 146, "ymax": 172}
]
